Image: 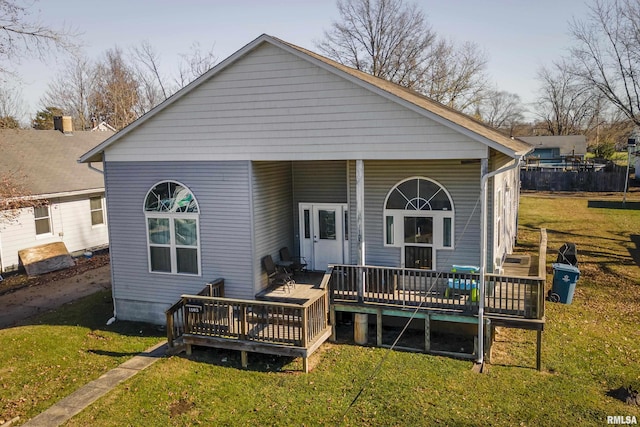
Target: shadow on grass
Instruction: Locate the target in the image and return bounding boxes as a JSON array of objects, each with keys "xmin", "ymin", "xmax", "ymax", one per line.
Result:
[
  {"xmin": 630, "ymin": 235, "xmax": 640, "ymax": 268},
  {"xmin": 587, "ymin": 200, "xmax": 640, "ymax": 210},
  {"xmin": 20, "ymin": 290, "xmax": 165, "ymax": 339},
  {"xmin": 183, "ymin": 346, "xmax": 299, "ymax": 373}
]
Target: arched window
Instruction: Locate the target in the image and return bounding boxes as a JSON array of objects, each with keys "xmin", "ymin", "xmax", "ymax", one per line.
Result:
[
  {"xmin": 144, "ymin": 181, "xmax": 200, "ymax": 275},
  {"xmin": 384, "ymin": 177, "xmax": 454, "ymax": 270}
]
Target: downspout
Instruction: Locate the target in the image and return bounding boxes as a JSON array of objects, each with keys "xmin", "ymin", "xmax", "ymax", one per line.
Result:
[
  {"xmin": 478, "ymin": 154, "xmax": 523, "ymax": 365},
  {"xmin": 88, "ymin": 162, "xmax": 116, "ymax": 326}
]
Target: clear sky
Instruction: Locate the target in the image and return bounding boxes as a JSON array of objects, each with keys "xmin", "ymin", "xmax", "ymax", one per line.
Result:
[{"xmin": 7, "ymin": 0, "xmax": 594, "ymax": 123}]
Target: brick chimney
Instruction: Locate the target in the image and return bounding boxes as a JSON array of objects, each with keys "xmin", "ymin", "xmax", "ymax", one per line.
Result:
[{"xmin": 53, "ymin": 116, "xmax": 73, "ymax": 134}]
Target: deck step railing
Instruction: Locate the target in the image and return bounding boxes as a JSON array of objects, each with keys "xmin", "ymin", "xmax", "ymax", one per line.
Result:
[{"xmin": 166, "ymin": 278, "xmax": 225, "ymax": 349}]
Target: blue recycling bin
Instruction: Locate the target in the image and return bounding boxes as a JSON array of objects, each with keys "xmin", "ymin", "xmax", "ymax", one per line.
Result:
[{"xmin": 551, "ymin": 263, "xmax": 580, "ymax": 304}]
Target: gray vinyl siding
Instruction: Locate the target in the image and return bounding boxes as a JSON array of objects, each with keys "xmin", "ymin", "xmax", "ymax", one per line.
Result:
[
  {"xmin": 348, "ymin": 160, "xmax": 482, "ymax": 270},
  {"xmin": 105, "ymin": 160, "xmax": 253, "ymax": 324},
  {"xmin": 252, "ymin": 161, "xmax": 293, "ymax": 292},
  {"xmin": 292, "ymin": 161, "xmax": 348, "ymax": 254},
  {"xmin": 105, "ymin": 43, "xmax": 487, "ymax": 162}
]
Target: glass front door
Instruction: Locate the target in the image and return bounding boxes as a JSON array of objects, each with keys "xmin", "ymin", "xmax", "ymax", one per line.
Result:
[{"xmin": 299, "ymin": 203, "xmax": 347, "ymax": 271}]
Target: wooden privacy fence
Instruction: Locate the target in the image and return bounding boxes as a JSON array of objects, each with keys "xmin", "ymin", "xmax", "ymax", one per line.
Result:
[{"xmin": 520, "ymin": 165, "xmax": 626, "ymax": 192}]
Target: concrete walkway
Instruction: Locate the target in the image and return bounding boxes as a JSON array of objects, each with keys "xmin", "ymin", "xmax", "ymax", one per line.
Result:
[{"xmin": 23, "ymin": 341, "xmax": 167, "ymax": 426}]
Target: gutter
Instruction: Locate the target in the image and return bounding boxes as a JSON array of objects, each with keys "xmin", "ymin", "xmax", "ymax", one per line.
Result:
[
  {"xmin": 88, "ymin": 162, "xmax": 104, "ymax": 175},
  {"xmin": 477, "ymin": 154, "xmax": 524, "ymax": 365}
]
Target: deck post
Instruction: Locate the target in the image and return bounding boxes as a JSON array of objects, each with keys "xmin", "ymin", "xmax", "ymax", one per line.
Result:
[
  {"xmin": 302, "ymin": 357, "xmax": 309, "ymax": 373},
  {"xmin": 302, "ymin": 307, "xmax": 309, "ymax": 348},
  {"xmin": 241, "ymin": 351, "xmax": 248, "ymax": 368},
  {"xmin": 484, "ymin": 319, "xmax": 492, "ymax": 363},
  {"xmin": 356, "ymin": 159, "xmax": 365, "ymax": 267},
  {"xmin": 376, "ymin": 308, "xmax": 383, "ymax": 346},
  {"xmin": 329, "ymin": 305, "xmax": 336, "ymax": 342},
  {"xmin": 240, "ymin": 305, "xmax": 247, "ymax": 340},
  {"xmin": 424, "ymin": 314, "xmax": 431, "ymax": 352},
  {"xmin": 536, "ymin": 330, "xmax": 542, "ymax": 371},
  {"xmin": 354, "ymin": 313, "xmax": 368, "ymax": 345},
  {"xmin": 166, "ymin": 312, "xmax": 174, "ymax": 348},
  {"xmin": 186, "ymin": 343, "xmax": 192, "ymax": 356}
]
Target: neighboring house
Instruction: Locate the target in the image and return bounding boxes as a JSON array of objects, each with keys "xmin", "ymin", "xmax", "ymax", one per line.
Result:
[
  {"xmin": 520, "ymin": 135, "xmax": 587, "ymax": 163},
  {"xmin": 0, "ymin": 119, "xmax": 113, "ymax": 273},
  {"xmin": 91, "ymin": 121, "xmax": 117, "ymax": 132},
  {"xmin": 80, "ymin": 34, "xmax": 534, "ymax": 327}
]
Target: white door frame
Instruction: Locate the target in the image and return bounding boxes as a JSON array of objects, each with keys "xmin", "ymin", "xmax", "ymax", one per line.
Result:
[{"xmin": 298, "ymin": 203, "xmax": 349, "ymax": 271}]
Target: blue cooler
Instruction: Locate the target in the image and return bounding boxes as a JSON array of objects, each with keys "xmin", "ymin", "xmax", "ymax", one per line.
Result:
[{"xmin": 551, "ymin": 263, "xmax": 580, "ymax": 304}]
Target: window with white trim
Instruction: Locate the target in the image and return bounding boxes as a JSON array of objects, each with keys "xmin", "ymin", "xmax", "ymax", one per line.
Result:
[
  {"xmin": 90, "ymin": 196, "xmax": 105, "ymax": 226},
  {"xmin": 34, "ymin": 205, "xmax": 52, "ymax": 235},
  {"xmin": 384, "ymin": 177, "xmax": 454, "ymax": 270},
  {"xmin": 144, "ymin": 181, "xmax": 200, "ymax": 275}
]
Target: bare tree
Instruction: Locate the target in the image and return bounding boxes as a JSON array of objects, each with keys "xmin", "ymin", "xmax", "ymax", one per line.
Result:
[
  {"xmin": 317, "ymin": 0, "xmax": 437, "ymax": 89},
  {"xmin": 570, "ymin": 0, "xmax": 640, "ymax": 127},
  {"xmin": 40, "ymin": 54, "xmax": 94, "ymax": 130},
  {"xmin": 175, "ymin": 42, "xmax": 217, "ymax": 88},
  {"xmin": 90, "ymin": 47, "xmax": 140, "ymax": 130},
  {"xmin": 534, "ymin": 60, "xmax": 598, "ymax": 135},
  {"xmin": 131, "ymin": 40, "xmax": 169, "ymax": 115},
  {"xmin": 422, "ymin": 39, "xmax": 488, "ymax": 112},
  {"xmin": 476, "ymin": 88, "xmax": 526, "ymax": 135},
  {"xmin": 0, "ymin": 83, "xmax": 25, "ymax": 127},
  {"xmin": 317, "ymin": 0, "xmax": 488, "ymax": 112},
  {"xmin": 0, "ymin": 0, "xmax": 76, "ymax": 74}
]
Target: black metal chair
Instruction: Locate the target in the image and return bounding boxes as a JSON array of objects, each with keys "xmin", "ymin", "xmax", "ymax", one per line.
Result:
[
  {"xmin": 279, "ymin": 247, "xmax": 308, "ymax": 278},
  {"xmin": 262, "ymin": 254, "xmax": 294, "ymax": 292}
]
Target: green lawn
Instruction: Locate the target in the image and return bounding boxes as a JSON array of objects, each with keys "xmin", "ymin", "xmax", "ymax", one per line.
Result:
[{"xmin": 1, "ymin": 192, "xmax": 639, "ymax": 426}]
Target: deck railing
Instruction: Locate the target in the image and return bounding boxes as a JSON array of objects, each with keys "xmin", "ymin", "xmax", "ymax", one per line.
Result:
[
  {"xmin": 166, "ymin": 281, "xmax": 329, "ymax": 350},
  {"xmin": 166, "ymin": 279, "xmax": 225, "ymax": 349},
  {"xmin": 330, "ymin": 264, "xmax": 545, "ymax": 320}
]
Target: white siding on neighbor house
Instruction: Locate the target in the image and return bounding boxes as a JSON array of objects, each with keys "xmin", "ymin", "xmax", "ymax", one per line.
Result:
[
  {"xmin": 0, "ymin": 194, "xmax": 108, "ymax": 272},
  {"xmin": 104, "ymin": 43, "xmax": 488, "ymax": 163},
  {"xmin": 251, "ymin": 161, "xmax": 293, "ymax": 293},
  {"xmin": 347, "ymin": 160, "xmax": 482, "ymax": 271},
  {"xmin": 105, "ymin": 161, "xmax": 253, "ymax": 324}
]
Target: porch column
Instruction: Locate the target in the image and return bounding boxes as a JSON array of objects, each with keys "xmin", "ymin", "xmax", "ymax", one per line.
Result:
[{"xmin": 356, "ymin": 159, "xmax": 365, "ymax": 265}]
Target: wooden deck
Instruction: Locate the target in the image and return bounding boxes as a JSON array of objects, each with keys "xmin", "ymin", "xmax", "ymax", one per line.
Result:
[
  {"xmin": 166, "ymin": 277, "xmax": 331, "ymax": 373},
  {"xmin": 327, "ymin": 229, "xmax": 548, "ymax": 369},
  {"xmin": 166, "ymin": 230, "xmax": 547, "ymax": 371}
]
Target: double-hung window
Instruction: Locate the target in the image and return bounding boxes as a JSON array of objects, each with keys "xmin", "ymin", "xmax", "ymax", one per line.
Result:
[
  {"xmin": 34, "ymin": 205, "xmax": 52, "ymax": 236},
  {"xmin": 144, "ymin": 181, "xmax": 200, "ymax": 275},
  {"xmin": 384, "ymin": 177, "xmax": 454, "ymax": 270},
  {"xmin": 90, "ymin": 196, "xmax": 105, "ymax": 226}
]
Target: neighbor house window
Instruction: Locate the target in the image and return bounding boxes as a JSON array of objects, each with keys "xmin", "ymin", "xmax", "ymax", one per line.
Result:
[
  {"xmin": 90, "ymin": 196, "xmax": 104, "ymax": 225},
  {"xmin": 383, "ymin": 177, "xmax": 454, "ymax": 269},
  {"xmin": 144, "ymin": 181, "xmax": 200, "ymax": 275},
  {"xmin": 34, "ymin": 206, "xmax": 51, "ymax": 235}
]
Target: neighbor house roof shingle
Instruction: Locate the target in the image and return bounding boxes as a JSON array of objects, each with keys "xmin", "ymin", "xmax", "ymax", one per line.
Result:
[{"xmin": 0, "ymin": 129, "xmax": 112, "ymax": 197}]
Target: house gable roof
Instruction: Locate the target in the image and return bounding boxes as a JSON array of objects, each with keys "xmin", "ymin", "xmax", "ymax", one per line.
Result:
[
  {"xmin": 519, "ymin": 135, "xmax": 587, "ymax": 156},
  {"xmin": 80, "ymin": 34, "xmax": 531, "ymax": 163},
  {"xmin": 1, "ymin": 129, "xmax": 112, "ymax": 197}
]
